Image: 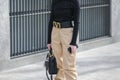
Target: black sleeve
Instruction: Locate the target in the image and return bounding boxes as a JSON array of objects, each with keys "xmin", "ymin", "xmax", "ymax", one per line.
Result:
[
  {"xmin": 47, "ymin": 2, "xmax": 54, "ymax": 44},
  {"xmin": 70, "ymin": 0, "xmax": 80, "ymax": 46}
]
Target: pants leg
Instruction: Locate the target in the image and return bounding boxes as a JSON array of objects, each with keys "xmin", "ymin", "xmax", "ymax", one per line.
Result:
[
  {"xmin": 51, "ymin": 27, "xmax": 78, "ymax": 80},
  {"xmin": 60, "ymin": 28, "xmax": 78, "ymax": 80},
  {"xmin": 51, "ymin": 27, "xmax": 65, "ymax": 80}
]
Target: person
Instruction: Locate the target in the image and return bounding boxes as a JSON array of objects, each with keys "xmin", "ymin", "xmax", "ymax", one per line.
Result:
[{"xmin": 47, "ymin": 0, "xmax": 80, "ymax": 80}]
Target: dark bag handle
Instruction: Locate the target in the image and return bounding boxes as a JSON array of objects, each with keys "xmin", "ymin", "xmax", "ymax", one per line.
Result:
[{"xmin": 49, "ymin": 48, "xmax": 53, "ymax": 55}]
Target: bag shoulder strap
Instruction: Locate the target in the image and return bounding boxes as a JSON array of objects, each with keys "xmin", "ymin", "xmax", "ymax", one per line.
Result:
[
  {"xmin": 49, "ymin": 48, "xmax": 53, "ymax": 55},
  {"xmin": 46, "ymin": 67, "xmax": 50, "ymax": 80}
]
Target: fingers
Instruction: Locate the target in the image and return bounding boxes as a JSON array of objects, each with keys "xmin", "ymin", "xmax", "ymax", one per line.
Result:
[
  {"xmin": 71, "ymin": 46, "xmax": 74, "ymax": 53},
  {"xmin": 47, "ymin": 44, "xmax": 52, "ymax": 50},
  {"xmin": 70, "ymin": 45, "xmax": 76, "ymax": 54},
  {"xmin": 72, "ymin": 47, "xmax": 76, "ymax": 53}
]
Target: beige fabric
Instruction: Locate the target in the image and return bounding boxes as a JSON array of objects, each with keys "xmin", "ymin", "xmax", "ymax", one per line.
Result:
[{"xmin": 51, "ymin": 26, "xmax": 78, "ymax": 80}]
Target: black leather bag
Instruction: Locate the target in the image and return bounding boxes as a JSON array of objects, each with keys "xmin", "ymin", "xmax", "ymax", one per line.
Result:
[{"xmin": 45, "ymin": 48, "xmax": 58, "ymax": 80}]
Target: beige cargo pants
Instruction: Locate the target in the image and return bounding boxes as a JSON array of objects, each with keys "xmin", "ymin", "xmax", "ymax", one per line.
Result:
[{"xmin": 51, "ymin": 22, "xmax": 78, "ymax": 80}]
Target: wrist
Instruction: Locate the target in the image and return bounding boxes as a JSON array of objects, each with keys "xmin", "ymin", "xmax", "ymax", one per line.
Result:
[{"xmin": 70, "ymin": 43, "xmax": 78, "ymax": 48}]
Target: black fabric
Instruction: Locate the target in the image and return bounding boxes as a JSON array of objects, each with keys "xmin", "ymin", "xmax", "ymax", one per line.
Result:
[
  {"xmin": 60, "ymin": 21, "xmax": 73, "ymax": 28},
  {"xmin": 48, "ymin": 0, "xmax": 80, "ymax": 46}
]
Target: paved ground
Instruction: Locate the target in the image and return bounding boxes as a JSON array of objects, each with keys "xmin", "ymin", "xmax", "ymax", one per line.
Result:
[{"xmin": 0, "ymin": 42, "xmax": 120, "ymax": 80}]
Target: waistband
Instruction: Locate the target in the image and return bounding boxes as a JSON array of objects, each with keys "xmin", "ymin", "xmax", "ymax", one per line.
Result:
[{"xmin": 53, "ymin": 21, "xmax": 73, "ymax": 28}]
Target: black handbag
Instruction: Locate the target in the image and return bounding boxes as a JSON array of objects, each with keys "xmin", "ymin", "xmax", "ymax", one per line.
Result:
[{"xmin": 44, "ymin": 48, "xmax": 58, "ymax": 80}]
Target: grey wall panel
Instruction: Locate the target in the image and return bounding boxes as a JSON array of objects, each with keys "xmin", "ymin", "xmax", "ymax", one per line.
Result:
[
  {"xmin": 111, "ymin": 0, "xmax": 120, "ymax": 37},
  {"xmin": 79, "ymin": 0, "xmax": 110, "ymax": 41}
]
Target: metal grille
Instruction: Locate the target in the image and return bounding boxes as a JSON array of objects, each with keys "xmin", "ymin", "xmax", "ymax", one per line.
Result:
[
  {"xmin": 10, "ymin": 0, "xmax": 52, "ymax": 58},
  {"xmin": 79, "ymin": 0, "xmax": 110, "ymax": 41}
]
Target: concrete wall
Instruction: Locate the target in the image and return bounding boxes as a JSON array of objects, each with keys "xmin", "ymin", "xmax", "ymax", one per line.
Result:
[
  {"xmin": 111, "ymin": 0, "xmax": 120, "ymax": 42},
  {"xmin": 0, "ymin": 0, "xmax": 10, "ymax": 62}
]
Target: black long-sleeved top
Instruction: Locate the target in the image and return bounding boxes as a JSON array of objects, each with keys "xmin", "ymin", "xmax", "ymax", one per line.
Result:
[{"xmin": 47, "ymin": 0, "xmax": 80, "ymax": 46}]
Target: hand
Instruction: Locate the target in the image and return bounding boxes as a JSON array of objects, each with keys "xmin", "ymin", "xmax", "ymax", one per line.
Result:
[
  {"xmin": 70, "ymin": 45, "xmax": 77, "ymax": 54},
  {"xmin": 47, "ymin": 44, "xmax": 52, "ymax": 50}
]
